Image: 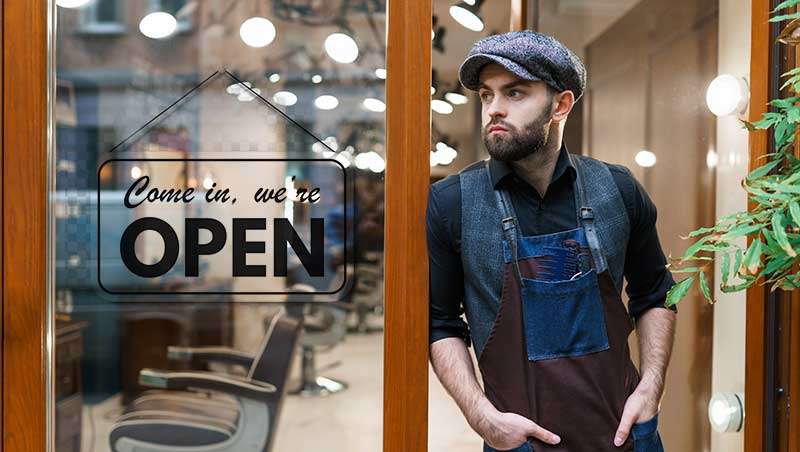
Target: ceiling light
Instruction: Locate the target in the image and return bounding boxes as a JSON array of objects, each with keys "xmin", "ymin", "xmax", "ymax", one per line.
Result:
[
  {"xmin": 239, "ymin": 17, "xmax": 276, "ymax": 48},
  {"xmin": 130, "ymin": 166, "xmax": 142, "ymax": 179},
  {"xmin": 635, "ymin": 149, "xmax": 657, "ymax": 168},
  {"xmin": 450, "ymin": 1, "xmax": 485, "ymax": 32},
  {"xmin": 226, "ymin": 81, "xmax": 252, "ymax": 95},
  {"xmin": 311, "ymin": 74, "xmax": 323, "ymax": 84},
  {"xmin": 445, "ymin": 91, "xmax": 469, "ymax": 105},
  {"xmin": 57, "ymin": 0, "xmax": 92, "ymax": 7},
  {"xmin": 202, "ymin": 174, "xmax": 215, "ymax": 190},
  {"xmin": 272, "ymin": 91, "xmax": 297, "ymax": 106},
  {"xmin": 363, "ymin": 98, "xmax": 386, "ymax": 113},
  {"xmin": 706, "ymin": 74, "xmax": 749, "ymax": 117},
  {"xmin": 324, "ymin": 32, "xmax": 359, "ymax": 64},
  {"xmin": 431, "ymin": 99, "xmax": 454, "ymax": 115},
  {"xmin": 314, "ymin": 95, "xmax": 339, "ymax": 110},
  {"xmin": 238, "ymin": 87, "xmax": 261, "ymax": 102},
  {"xmin": 139, "ymin": 12, "xmax": 178, "ymax": 39},
  {"xmin": 268, "ymin": 73, "xmax": 281, "ymax": 83},
  {"xmin": 375, "ymin": 68, "xmax": 387, "ymax": 80},
  {"xmin": 431, "ymin": 86, "xmax": 436, "ymax": 95}
]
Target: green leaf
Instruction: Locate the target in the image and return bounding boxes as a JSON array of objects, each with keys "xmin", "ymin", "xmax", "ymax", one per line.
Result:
[
  {"xmin": 743, "ymin": 239, "xmax": 764, "ymax": 275},
  {"xmin": 788, "ymin": 107, "xmax": 800, "ymax": 124},
  {"xmin": 769, "ymin": 12, "xmax": 800, "ymax": 22},
  {"xmin": 721, "ymin": 279, "xmax": 755, "ymax": 293},
  {"xmin": 733, "ymin": 248, "xmax": 744, "ymax": 275},
  {"xmin": 769, "ymin": 96, "xmax": 800, "ymax": 108},
  {"xmin": 666, "ymin": 276, "xmax": 694, "ymax": 308},
  {"xmin": 772, "ymin": 212, "xmax": 797, "ymax": 257},
  {"xmin": 720, "ymin": 223, "xmax": 764, "ymax": 241},
  {"xmin": 721, "ymin": 252, "xmax": 731, "ymax": 285},
  {"xmin": 670, "ymin": 266, "xmax": 703, "ymax": 273},
  {"xmin": 683, "ymin": 236, "xmax": 710, "ymax": 260},
  {"xmin": 789, "ymin": 200, "xmax": 800, "ymax": 227},
  {"xmin": 698, "ymin": 271, "xmax": 713, "ymax": 303},
  {"xmin": 747, "ymin": 159, "xmax": 782, "ymax": 180},
  {"xmin": 772, "ymin": 0, "xmax": 800, "ymax": 13},
  {"xmin": 686, "ymin": 225, "xmax": 717, "ymax": 239}
]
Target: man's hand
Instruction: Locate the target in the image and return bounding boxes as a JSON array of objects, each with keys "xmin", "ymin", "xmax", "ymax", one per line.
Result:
[
  {"xmin": 613, "ymin": 382, "xmax": 661, "ymax": 447},
  {"xmin": 473, "ymin": 405, "xmax": 561, "ymax": 450}
]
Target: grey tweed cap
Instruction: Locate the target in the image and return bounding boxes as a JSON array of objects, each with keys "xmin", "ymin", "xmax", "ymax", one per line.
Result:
[{"xmin": 459, "ymin": 30, "xmax": 587, "ymax": 100}]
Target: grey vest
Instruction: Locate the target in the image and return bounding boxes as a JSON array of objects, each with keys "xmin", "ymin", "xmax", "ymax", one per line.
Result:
[{"xmin": 459, "ymin": 155, "xmax": 630, "ymax": 357}]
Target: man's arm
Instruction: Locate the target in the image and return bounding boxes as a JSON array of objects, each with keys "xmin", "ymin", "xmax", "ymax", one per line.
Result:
[
  {"xmin": 426, "ymin": 182, "xmax": 559, "ymax": 449},
  {"xmin": 610, "ymin": 165, "xmax": 678, "ymax": 447},
  {"xmin": 613, "ymin": 307, "xmax": 676, "ymax": 446},
  {"xmin": 430, "ymin": 338, "xmax": 561, "ymax": 449}
]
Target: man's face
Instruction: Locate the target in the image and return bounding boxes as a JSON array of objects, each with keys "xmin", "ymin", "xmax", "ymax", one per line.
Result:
[{"xmin": 478, "ymin": 64, "xmax": 555, "ymax": 162}]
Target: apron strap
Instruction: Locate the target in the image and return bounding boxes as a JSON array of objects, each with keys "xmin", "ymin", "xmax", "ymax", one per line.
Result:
[
  {"xmin": 486, "ymin": 162, "xmax": 525, "ymax": 285},
  {"xmin": 569, "ymin": 153, "xmax": 609, "ymax": 274}
]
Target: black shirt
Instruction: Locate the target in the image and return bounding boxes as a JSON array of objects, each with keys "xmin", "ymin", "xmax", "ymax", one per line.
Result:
[{"xmin": 427, "ymin": 143, "xmax": 676, "ymax": 346}]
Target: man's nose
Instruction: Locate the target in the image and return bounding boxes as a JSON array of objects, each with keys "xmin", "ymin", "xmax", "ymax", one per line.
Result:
[{"xmin": 485, "ymin": 97, "xmax": 506, "ymax": 119}]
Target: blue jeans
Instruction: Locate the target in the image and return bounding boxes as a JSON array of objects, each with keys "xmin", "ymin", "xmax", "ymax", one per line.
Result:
[{"xmin": 632, "ymin": 413, "xmax": 665, "ymax": 452}]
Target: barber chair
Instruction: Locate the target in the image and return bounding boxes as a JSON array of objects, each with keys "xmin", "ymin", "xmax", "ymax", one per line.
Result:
[
  {"xmin": 108, "ymin": 311, "xmax": 301, "ymax": 452},
  {"xmin": 285, "ymin": 282, "xmax": 352, "ymax": 397},
  {"xmin": 347, "ymin": 251, "xmax": 384, "ymax": 334}
]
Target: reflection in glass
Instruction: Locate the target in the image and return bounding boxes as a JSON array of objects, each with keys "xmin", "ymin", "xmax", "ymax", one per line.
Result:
[{"xmin": 54, "ymin": 1, "xmax": 386, "ymax": 451}]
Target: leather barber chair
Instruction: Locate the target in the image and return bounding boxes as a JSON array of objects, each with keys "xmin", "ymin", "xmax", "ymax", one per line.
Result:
[
  {"xmin": 347, "ymin": 251, "xmax": 384, "ymax": 334},
  {"xmin": 108, "ymin": 311, "xmax": 301, "ymax": 452},
  {"xmin": 285, "ymin": 281, "xmax": 351, "ymax": 397}
]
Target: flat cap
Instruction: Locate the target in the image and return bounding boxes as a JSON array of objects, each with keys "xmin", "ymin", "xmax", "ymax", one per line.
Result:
[{"xmin": 459, "ymin": 30, "xmax": 587, "ymax": 100}]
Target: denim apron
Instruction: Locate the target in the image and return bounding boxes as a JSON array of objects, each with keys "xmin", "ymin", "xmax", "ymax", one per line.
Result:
[{"xmin": 478, "ymin": 155, "xmax": 665, "ymax": 452}]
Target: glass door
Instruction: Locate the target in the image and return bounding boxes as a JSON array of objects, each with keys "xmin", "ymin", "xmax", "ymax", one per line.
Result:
[{"xmin": 50, "ymin": 1, "xmax": 394, "ymax": 451}]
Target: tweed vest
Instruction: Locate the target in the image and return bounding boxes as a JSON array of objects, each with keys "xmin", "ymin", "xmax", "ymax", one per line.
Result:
[{"xmin": 459, "ymin": 155, "xmax": 630, "ymax": 357}]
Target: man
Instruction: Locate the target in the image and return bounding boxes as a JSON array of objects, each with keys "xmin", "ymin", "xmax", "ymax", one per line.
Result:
[{"xmin": 427, "ymin": 31, "xmax": 677, "ymax": 452}]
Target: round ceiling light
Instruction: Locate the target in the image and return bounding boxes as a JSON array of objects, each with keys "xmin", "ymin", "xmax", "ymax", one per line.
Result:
[
  {"xmin": 57, "ymin": 0, "xmax": 92, "ymax": 7},
  {"xmin": 431, "ymin": 99, "xmax": 454, "ymax": 115},
  {"xmin": 445, "ymin": 91, "xmax": 469, "ymax": 105},
  {"xmin": 324, "ymin": 33, "xmax": 359, "ymax": 64},
  {"xmin": 635, "ymin": 149, "xmax": 657, "ymax": 168},
  {"xmin": 363, "ymin": 98, "xmax": 386, "ymax": 113},
  {"xmin": 272, "ymin": 91, "xmax": 297, "ymax": 106},
  {"xmin": 314, "ymin": 95, "xmax": 340, "ymax": 110},
  {"xmin": 450, "ymin": 4, "xmax": 484, "ymax": 32},
  {"xmin": 375, "ymin": 68, "xmax": 387, "ymax": 80},
  {"xmin": 239, "ymin": 17, "xmax": 277, "ymax": 48},
  {"xmin": 139, "ymin": 12, "xmax": 178, "ymax": 39},
  {"xmin": 706, "ymin": 74, "xmax": 749, "ymax": 117}
]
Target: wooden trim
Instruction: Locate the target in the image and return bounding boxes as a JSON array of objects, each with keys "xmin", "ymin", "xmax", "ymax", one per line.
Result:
[
  {"xmin": 510, "ymin": 0, "xmax": 528, "ymax": 31},
  {"xmin": 2, "ymin": 0, "xmax": 48, "ymax": 451},
  {"xmin": 383, "ymin": 1, "xmax": 431, "ymax": 452},
  {"xmin": 745, "ymin": 0, "xmax": 770, "ymax": 451},
  {"xmin": 510, "ymin": 0, "xmax": 538, "ymax": 31}
]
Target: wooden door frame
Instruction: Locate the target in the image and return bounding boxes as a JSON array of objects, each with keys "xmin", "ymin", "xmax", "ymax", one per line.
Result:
[
  {"xmin": 0, "ymin": 1, "xmax": 434, "ymax": 451},
  {"xmin": 3, "ymin": 0, "xmax": 49, "ymax": 451}
]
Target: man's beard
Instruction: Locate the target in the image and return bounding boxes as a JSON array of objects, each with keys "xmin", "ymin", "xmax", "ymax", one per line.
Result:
[{"xmin": 482, "ymin": 109, "xmax": 553, "ymax": 162}]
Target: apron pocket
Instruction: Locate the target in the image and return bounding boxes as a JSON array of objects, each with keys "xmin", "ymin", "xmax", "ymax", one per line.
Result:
[{"xmin": 520, "ymin": 268, "xmax": 610, "ymax": 361}]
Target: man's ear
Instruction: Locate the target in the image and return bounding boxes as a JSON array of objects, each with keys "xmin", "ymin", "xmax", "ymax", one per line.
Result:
[{"xmin": 551, "ymin": 90, "xmax": 576, "ymax": 122}]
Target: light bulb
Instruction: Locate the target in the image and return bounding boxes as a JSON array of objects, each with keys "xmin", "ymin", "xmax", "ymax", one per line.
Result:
[
  {"xmin": 450, "ymin": 5, "xmax": 484, "ymax": 32},
  {"xmin": 375, "ymin": 68, "xmax": 387, "ymax": 80},
  {"xmin": 314, "ymin": 95, "xmax": 339, "ymax": 110},
  {"xmin": 239, "ymin": 17, "xmax": 276, "ymax": 48},
  {"xmin": 268, "ymin": 73, "xmax": 281, "ymax": 83},
  {"xmin": 130, "ymin": 166, "xmax": 142, "ymax": 179},
  {"xmin": 708, "ymin": 393, "xmax": 744, "ymax": 433},
  {"xmin": 202, "ymin": 175, "xmax": 215, "ymax": 190},
  {"xmin": 57, "ymin": 0, "xmax": 92, "ymax": 7},
  {"xmin": 706, "ymin": 74, "xmax": 749, "ymax": 116},
  {"xmin": 272, "ymin": 91, "xmax": 297, "ymax": 106},
  {"xmin": 431, "ymin": 99, "xmax": 454, "ymax": 115},
  {"xmin": 363, "ymin": 98, "xmax": 386, "ymax": 113},
  {"xmin": 311, "ymin": 74, "xmax": 323, "ymax": 84},
  {"xmin": 445, "ymin": 92, "xmax": 469, "ymax": 105},
  {"xmin": 635, "ymin": 150, "xmax": 657, "ymax": 168},
  {"xmin": 324, "ymin": 33, "xmax": 359, "ymax": 64},
  {"xmin": 139, "ymin": 12, "xmax": 178, "ymax": 39}
]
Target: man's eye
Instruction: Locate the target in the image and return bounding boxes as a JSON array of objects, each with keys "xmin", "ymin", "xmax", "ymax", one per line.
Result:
[
  {"xmin": 508, "ymin": 89, "xmax": 521, "ymax": 98},
  {"xmin": 479, "ymin": 92, "xmax": 492, "ymax": 102}
]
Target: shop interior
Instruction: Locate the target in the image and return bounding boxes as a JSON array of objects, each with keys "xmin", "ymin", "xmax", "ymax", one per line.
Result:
[{"xmin": 52, "ymin": 0, "xmax": 750, "ymax": 451}]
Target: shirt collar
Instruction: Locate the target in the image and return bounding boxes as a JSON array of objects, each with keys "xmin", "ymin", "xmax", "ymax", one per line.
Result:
[{"xmin": 488, "ymin": 142, "xmax": 576, "ymax": 189}]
